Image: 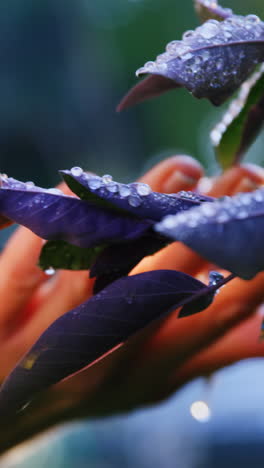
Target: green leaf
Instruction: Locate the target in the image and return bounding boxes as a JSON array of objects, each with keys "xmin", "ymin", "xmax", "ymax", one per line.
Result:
[
  {"xmin": 39, "ymin": 240, "xmax": 105, "ymax": 271},
  {"xmin": 212, "ymin": 65, "xmax": 264, "ymax": 169}
]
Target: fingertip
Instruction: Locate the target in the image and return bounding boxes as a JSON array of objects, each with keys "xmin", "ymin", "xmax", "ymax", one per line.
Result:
[{"xmin": 139, "ymin": 155, "xmax": 204, "ymax": 193}]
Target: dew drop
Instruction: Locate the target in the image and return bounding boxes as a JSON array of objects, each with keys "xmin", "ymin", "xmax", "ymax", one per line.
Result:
[
  {"xmin": 44, "ymin": 267, "xmax": 56, "ymax": 276},
  {"xmin": 209, "ymin": 270, "xmax": 224, "ymax": 286},
  {"xmin": 190, "ymin": 400, "xmax": 211, "ymax": 423},
  {"xmin": 181, "ymin": 52, "xmax": 193, "ymax": 61},
  {"xmin": 128, "ymin": 194, "xmax": 142, "ymax": 207},
  {"xmin": 183, "ymin": 30, "xmax": 195, "ymax": 41},
  {"xmin": 200, "ymin": 22, "xmax": 219, "ymax": 39},
  {"xmin": 246, "ymin": 14, "xmax": 260, "ymax": 24},
  {"xmin": 166, "ymin": 40, "xmax": 180, "ymax": 54},
  {"xmin": 25, "ymin": 181, "xmax": 35, "ymax": 188},
  {"xmin": 71, "ymin": 167, "xmax": 83, "ymax": 177},
  {"xmin": 135, "ymin": 183, "xmax": 151, "ymax": 196},
  {"xmin": 88, "ymin": 177, "xmax": 102, "ymax": 190},
  {"xmin": 106, "ymin": 182, "xmax": 118, "ymax": 193},
  {"xmin": 119, "ymin": 184, "xmax": 131, "ymax": 198},
  {"xmin": 102, "ymin": 174, "xmax": 113, "ymax": 184}
]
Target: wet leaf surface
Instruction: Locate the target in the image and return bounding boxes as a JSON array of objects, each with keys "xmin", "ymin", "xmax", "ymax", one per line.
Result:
[
  {"xmin": 119, "ymin": 15, "xmax": 264, "ymax": 109},
  {"xmin": 0, "ymin": 176, "xmax": 152, "ymax": 248},
  {"xmin": 156, "ymin": 189, "xmax": 264, "ymax": 279},
  {"xmin": 0, "ymin": 270, "xmax": 210, "ymax": 415}
]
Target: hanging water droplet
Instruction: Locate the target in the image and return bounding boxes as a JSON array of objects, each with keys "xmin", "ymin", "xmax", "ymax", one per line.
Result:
[
  {"xmin": 128, "ymin": 194, "xmax": 142, "ymax": 207},
  {"xmin": 135, "ymin": 183, "xmax": 151, "ymax": 196},
  {"xmin": 209, "ymin": 270, "xmax": 224, "ymax": 286},
  {"xmin": 71, "ymin": 167, "xmax": 83, "ymax": 177},
  {"xmin": 44, "ymin": 267, "xmax": 56, "ymax": 276},
  {"xmin": 88, "ymin": 177, "xmax": 102, "ymax": 190},
  {"xmin": 190, "ymin": 400, "xmax": 211, "ymax": 423}
]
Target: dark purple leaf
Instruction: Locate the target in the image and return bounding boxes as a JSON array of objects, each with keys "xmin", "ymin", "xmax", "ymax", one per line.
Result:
[
  {"xmin": 118, "ymin": 15, "xmax": 264, "ymax": 110},
  {"xmin": 117, "ymin": 75, "xmax": 179, "ymax": 112},
  {"xmin": 179, "ymin": 270, "xmax": 225, "ymax": 317},
  {"xmin": 0, "ymin": 270, "xmax": 210, "ymax": 415},
  {"xmin": 156, "ymin": 189, "xmax": 264, "ymax": 279},
  {"xmin": 194, "ymin": 0, "xmax": 234, "ymax": 23},
  {"xmin": 212, "ymin": 65, "xmax": 264, "ymax": 168},
  {"xmin": 90, "ymin": 233, "xmax": 168, "ymax": 293},
  {"xmin": 0, "ymin": 176, "xmax": 152, "ymax": 248},
  {"xmin": 61, "ymin": 169, "xmax": 213, "ymax": 221}
]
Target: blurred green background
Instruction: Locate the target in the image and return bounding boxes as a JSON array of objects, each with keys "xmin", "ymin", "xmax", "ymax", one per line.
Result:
[
  {"xmin": 1, "ymin": 1, "xmax": 264, "ymax": 467},
  {"xmin": 0, "ymin": 0, "xmax": 263, "ymax": 188}
]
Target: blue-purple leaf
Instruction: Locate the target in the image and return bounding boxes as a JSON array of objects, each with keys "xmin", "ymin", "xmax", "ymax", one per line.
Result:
[
  {"xmin": 194, "ymin": 0, "xmax": 233, "ymax": 23},
  {"xmin": 118, "ymin": 15, "xmax": 264, "ymax": 110},
  {"xmin": 0, "ymin": 176, "xmax": 152, "ymax": 248},
  {"xmin": 0, "ymin": 270, "xmax": 211, "ymax": 415},
  {"xmin": 61, "ymin": 169, "xmax": 213, "ymax": 221},
  {"xmin": 156, "ymin": 189, "xmax": 264, "ymax": 279},
  {"xmin": 90, "ymin": 233, "xmax": 168, "ymax": 293}
]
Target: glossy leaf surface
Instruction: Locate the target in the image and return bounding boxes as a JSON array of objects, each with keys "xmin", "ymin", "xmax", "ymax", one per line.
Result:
[
  {"xmin": 156, "ymin": 189, "xmax": 264, "ymax": 279},
  {"xmin": 119, "ymin": 15, "xmax": 264, "ymax": 109},
  {"xmin": 62, "ymin": 169, "xmax": 213, "ymax": 221},
  {"xmin": 0, "ymin": 270, "xmax": 210, "ymax": 415},
  {"xmin": 0, "ymin": 176, "xmax": 152, "ymax": 248}
]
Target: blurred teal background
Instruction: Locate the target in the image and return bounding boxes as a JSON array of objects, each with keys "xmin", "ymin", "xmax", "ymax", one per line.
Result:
[
  {"xmin": 0, "ymin": 0, "xmax": 263, "ymax": 188},
  {"xmin": 0, "ymin": 0, "xmax": 264, "ymax": 466}
]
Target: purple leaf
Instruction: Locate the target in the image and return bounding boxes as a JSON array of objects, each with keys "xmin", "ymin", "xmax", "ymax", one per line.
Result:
[
  {"xmin": 0, "ymin": 270, "xmax": 210, "ymax": 415},
  {"xmin": 0, "ymin": 176, "xmax": 152, "ymax": 248},
  {"xmin": 117, "ymin": 75, "xmax": 179, "ymax": 112},
  {"xmin": 194, "ymin": 0, "xmax": 234, "ymax": 23},
  {"xmin": 90, "ymin": 233, "xmax": 168, "ymax": 293},
  {"xmin": 118, "ymin": 15, "xmax": 264, "ymax": 109},
  {"xmin": 61, "ymin": 169, "xmax": 213, "ymax": 221},
  {"xmin": 156, "ymin": 189, "xmax": 264, "ymax": 279}
]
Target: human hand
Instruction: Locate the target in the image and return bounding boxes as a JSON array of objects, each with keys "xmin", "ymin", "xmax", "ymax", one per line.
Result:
[{"xmin": 0, "ymin": 156, "xmax": 264, "ymax": 452}]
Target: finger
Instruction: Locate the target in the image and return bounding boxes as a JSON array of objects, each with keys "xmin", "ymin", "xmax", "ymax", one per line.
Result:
[
  {"xmin": 139, "ymin": 155, "xmax": 204, "ymax": 192},
  {"xmin": 0, "ymin": 227, "xmax": 48, "ymax": 337},
  {"xmin": 209, "ymin": 163, "xmax": 264, "ymax": 197},
  {"xmin": 0, "ymin": 270, "xmax": 95, "ymax": 378},
  {"xmin": 116, "ymin": 273, "xmax": 264, "ymax": 405},
  {"xmin": 168, "ymin": 308, "xmax": 264, "ymax": 390}
]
